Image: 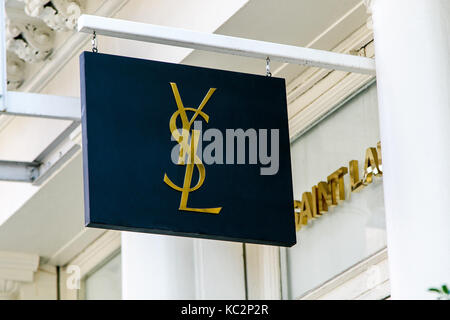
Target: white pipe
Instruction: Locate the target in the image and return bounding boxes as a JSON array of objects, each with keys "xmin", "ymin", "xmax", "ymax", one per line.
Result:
[{"xmin": 77, "ymin": 14, "xmax": 376, "ymax": 75}]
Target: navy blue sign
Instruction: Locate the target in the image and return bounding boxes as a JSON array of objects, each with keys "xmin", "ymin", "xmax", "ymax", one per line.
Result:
[{"xmin": 80, "ymin": 51, "xmax": 296, "ymax": 246}]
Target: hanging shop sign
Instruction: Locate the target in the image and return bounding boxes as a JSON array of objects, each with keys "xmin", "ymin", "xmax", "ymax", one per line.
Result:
[
  {"xmin": 80, "ymin": 52, "xmax": 296, "ymax": 247},
  {"xmin": 293, "ymin": 142, "xmax": 383, "ymax": 230}
]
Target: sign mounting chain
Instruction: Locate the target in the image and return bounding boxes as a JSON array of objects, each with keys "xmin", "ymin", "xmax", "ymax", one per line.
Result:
[{"xmin": 92, "ymin": 30, "xmax": 98, "ymax": 53}]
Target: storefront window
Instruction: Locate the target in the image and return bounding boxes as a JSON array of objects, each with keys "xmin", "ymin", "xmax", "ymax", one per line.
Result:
[
  {"xmin": 287, "ymin": 82, "xmax": 386, "ymax": 298},
  {"xmin": 84, "ymin": 252, "xmax": 122, "ymax": 300}
]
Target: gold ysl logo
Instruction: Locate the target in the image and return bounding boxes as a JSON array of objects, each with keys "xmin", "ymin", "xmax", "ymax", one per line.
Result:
[{"xmin": 163, "ymin": 83, "xmax": 222, "ymax": 214}]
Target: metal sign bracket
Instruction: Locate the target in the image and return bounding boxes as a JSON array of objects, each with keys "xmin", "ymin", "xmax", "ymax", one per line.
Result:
[{"xmin": 0, "ymin": 10, "xmax": 376, "ymax": 184}]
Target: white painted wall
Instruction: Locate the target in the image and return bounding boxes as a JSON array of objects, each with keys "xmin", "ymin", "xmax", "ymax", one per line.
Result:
[
  {"xmin": 370, "ymin": 0, "xmax": 450, "ymax": 299},
  {"xmin": 287, "ymin": 83, "xmax": 386, "ymax": 298},
  {"xmin": 19, "ymin": 265, "xmax": 57, "ymax": 300}
]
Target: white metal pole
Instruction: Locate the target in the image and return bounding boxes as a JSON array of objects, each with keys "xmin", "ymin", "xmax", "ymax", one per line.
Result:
[
  {"xmin": 77, "ymin": 15, "xmax": 376, "ymax": 75},
  {"xmin": 0, "ymin": 0, "xmax": 7, "ymax": 110}
]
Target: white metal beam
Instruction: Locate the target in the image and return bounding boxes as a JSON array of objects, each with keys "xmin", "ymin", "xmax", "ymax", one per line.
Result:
[
  {"xmin": 0, "ymin": 124, "xmax": 82, "ymax": 184},
  {"xmin": 1, "ymin": 91, "xmax": 81, "ymax": 121},
  {"xmin": 0, "ymin": 11, "xmax": 377, "ymax": 184},
  {"xmin": 77, "ymin": 15, "xmax": 376, "ymax": 75},
  {"xmin": 32, "ymin": 124, "xmax": 81, "ymax": 186},
  {"xmin": 0, "ymin": 160, "xmax": 39, "ymax": 183},
  {"xmin": 0, "ymin": 90, "xmax": 81, "ymax": 183}
]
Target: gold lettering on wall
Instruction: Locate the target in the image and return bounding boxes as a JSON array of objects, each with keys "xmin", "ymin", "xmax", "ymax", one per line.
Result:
[
  {"xmin": 294, "ymin": 143, "xmax": 383, "ymax": 231},
  {"xmin": 377, "ymin": 141, "xmax": 382, "ymax": 168},
  {"xmin": 317, "ymin": 181, "xmax": 331, "ymax": 214},
  {"xmin": 349, "ymin": 160, "xmax": 365, "ymax": 192},
  {"xmin": 311, "ymin": 186, "xmax": 320, "ymax": 218},
  {"xmin": 327, "ymin": 167, "xmax": 348, "ymax": 205},
  {"xmin": 300, "ymin": 192, "xmax": 314, "ymax": 225},
  {"xmin": 294, "ymin": 200, "xmax": 302, "ymax": 231},
  {"xmin": 364, "ymin": 147, "xmax": 382, "ymax": 184}
]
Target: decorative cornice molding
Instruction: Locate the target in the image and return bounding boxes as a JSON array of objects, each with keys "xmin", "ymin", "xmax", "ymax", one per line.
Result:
[
  {"xmin": 6, "ymin": 9, "xmax": 54, "ymax": 64},
  {"xmin": 47, "ymin": 227, "xmax": 104, "ymax": 266},
  {"xmin": 66, "ymin": 231, "xmax": 120, "ymax": 277},
  {"xmin": 19, "ymin": 0, "xmax": 129, "ymax": 92},
  {"xmin": 6, "ymin": 51, "xmax": 26, "ymax": 89},
  {"xmin": 299, "ymin": 248, "xmax": 389, "ymax": 300},
  {"xmin": 362, "ymin": 0, "xmax": 373, "ymax": 30},
  {"xmin": 286, "ymin": 24, "xmax": 375, "ymax": 140},
  {"xmin": 363, "ymin": 0, "xmax": 373, "ymax": 13},
  {"xmin": 18, "ymin": 0, "xmax": 84, "ymax": 31},
  {"xmin": 4, "ymin": 1, "xmax": 87, "ymax": 89},
  {"xmin": 5, "ymin": 5, "xmax": 57, "ymax": 89},
  {"xmin": 268, "ymin": 1, "xmax": 375, "ymax": 141}
]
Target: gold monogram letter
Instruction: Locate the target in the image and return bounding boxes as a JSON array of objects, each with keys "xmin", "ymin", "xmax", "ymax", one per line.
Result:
[{"xmin": 163, "ymin": 83, "xmax": 222, "ymax": 214}]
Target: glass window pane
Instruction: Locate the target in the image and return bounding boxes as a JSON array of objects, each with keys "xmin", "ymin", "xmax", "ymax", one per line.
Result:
[
  {"xmin": 84, "ymin": 252, "xmax": 122, "ymax": 300},
  {"xmin": 287, "ymin": 82, "xmax": 386, "ymax": 298}
]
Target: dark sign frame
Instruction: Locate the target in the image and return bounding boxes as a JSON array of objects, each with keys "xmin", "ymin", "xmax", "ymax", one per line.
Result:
[{"xmin": 80, "ymin": 51, "xmax": 296, "ymax": 247}]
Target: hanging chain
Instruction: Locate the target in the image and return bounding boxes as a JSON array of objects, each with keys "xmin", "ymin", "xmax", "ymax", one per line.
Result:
[
  {"xmin": 265, "ymin": 57, "xmax": 272, "ymax": 77},
  {"xmin": 92, "ymin": 30, "xmax": 98, "ymax": 53}
]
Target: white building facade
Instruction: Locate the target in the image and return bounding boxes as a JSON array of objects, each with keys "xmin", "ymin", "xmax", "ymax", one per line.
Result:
[{"xmin": 0, "ymin": 0, "xmax": 448, "ymax": 300}]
